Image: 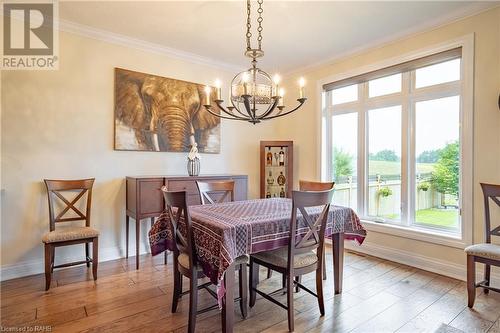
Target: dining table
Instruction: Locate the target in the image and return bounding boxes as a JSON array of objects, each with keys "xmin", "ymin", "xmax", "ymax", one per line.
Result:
[{"xmin": 149, "ymin": 197, "xmax": 366, "ymax": 333}]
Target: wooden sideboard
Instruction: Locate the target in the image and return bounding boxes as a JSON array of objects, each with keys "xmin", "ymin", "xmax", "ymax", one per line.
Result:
[{"xmin": 125, "ymin": 174, "xmax": 248, "ymax": 269}]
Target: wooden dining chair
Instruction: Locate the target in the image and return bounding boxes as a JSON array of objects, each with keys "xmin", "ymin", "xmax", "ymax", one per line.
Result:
[
  {"xmin": 163, "ymin": 190, "xmax": 248, "ymax": 333},
  {"xmin": 249, "ymin": 189, "xmax": 334, "ymax": 332},
  {"xmin": 465, "ymin": 183, "xmax": 500, "ymax": 307},
  {"xmin": 196, "ymin": 180, "xmax": 235, "ymax": 205},
  {"xmin": 299, "ymin": 180, "xmax": 335, "ymax": 283},
  {"xmin": 43, "ymin": 179, "xmax": 99, "ymax": 290},
  {"xmin": 299, "ymin": 180, "xmax": 335, "ymax": 192}
]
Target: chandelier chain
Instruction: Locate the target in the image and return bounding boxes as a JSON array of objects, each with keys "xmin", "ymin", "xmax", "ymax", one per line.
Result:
[
  {"xmin": 245, "ymin": 0, "xmax": 264, "ymax": 51},
  {"xmin": 257, "ymin": 0, "xmax": 263, "ymax": 51},
  {"xmin": 246, "ymin": 0, "xmax": 252, "ymax": 50}
]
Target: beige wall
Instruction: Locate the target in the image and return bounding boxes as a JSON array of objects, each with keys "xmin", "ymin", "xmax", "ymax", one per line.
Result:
[
  {"xmin": 1, "ymin": 7, "xmax": 499, "ymax": 281},
  {"xmin": 0, "ymin": 31, "xmax": 279, "ymax": 279},
  {"xmin": 278, "ymin": 8, "xmax": 500, "ymax": 272}
]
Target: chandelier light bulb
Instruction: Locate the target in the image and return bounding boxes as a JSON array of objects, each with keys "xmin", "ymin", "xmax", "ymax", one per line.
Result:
[
  {"xmin": 214, "ymin": 79, "xmax": 222, "ymax": 100},
  {"xmin": 299, "ymin": 77, "xmax": 306, "ymax": 87},
  {"xmin": 299, "ymin": 77, "xmax": 306, "ymax": 99},
  {"xmin": 273, "ymin": 74, "xmax": 281, "ymax": 85},
  {"xmin": 204, "ymin": 86, "xmax": 211, "ymax": 105},
  {"xmin": 278, "ymin": 88, "xmax": 285, "ymax": 107}
]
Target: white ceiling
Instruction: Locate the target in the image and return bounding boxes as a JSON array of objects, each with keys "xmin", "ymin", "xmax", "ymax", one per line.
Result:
[{"xmin": 59, "ymin": 1, "xmax": 495, "ymax": 73}]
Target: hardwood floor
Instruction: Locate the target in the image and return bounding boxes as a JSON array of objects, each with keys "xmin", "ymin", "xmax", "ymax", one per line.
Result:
[{"xmin": 1, "ymin": 248, "xmax": 499, "ymax": 333}]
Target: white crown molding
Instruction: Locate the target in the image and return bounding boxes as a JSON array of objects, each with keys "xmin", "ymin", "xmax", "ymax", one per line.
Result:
[
  {"xmin": 58, "ymin": 18, "xmax": 245, "ymax": 74},
  {"xmin": 284, "ymin": 2, "xmax": 498, "ymax": 77}
]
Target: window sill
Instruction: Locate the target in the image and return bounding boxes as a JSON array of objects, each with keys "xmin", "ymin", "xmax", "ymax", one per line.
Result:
[{"xmin": 360, "ymin": 219, "xmax": 467, "ymax": 249}]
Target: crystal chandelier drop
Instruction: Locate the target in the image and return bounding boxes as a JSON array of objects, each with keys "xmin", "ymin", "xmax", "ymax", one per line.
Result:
[{"xmin": 203, "ymin": 0, "xmax": 306, "ymax": 124}]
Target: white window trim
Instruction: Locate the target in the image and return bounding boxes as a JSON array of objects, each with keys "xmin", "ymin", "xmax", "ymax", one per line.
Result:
[{"xmin": 316, "ymin": 34, "xmax": 474, "ymax": 249}]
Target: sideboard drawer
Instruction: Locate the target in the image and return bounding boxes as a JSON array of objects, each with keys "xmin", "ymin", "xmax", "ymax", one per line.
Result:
[
  {"xmin": 138, "ymin": 179, "xmax": 164, "ymax": 215},
  {"xmin": 166, "ymin": 180, "xmax": 199, "ymax": 195}
]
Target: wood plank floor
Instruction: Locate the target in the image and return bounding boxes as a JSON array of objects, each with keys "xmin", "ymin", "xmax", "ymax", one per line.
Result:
[{"xmin": 1, "ymin": 248, "xmax": 499, "ymax": 333}]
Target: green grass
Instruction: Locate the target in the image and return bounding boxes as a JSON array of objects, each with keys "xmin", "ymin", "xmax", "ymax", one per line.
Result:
[
  {"xmin": 415, "ymin": 208, "xmax": 459, "ymax": 228},
  {"xmin": 368, "ymin": 160, "xmax": 435, "ymax": 175},
  {"xmin": 378, "ymin": 208, "xmax": 458, "ymax": 228}
]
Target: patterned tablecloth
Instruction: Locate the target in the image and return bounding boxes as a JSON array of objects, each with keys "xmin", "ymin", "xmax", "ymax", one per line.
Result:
[{"xmin": 148, "ymin": 198, "xmax": 366, "ymax": 303}]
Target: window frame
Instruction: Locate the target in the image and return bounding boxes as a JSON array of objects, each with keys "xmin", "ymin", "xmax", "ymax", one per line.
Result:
[{"xmin": 317, "ymin": 35, "xmax": 474, "ymax": 248}]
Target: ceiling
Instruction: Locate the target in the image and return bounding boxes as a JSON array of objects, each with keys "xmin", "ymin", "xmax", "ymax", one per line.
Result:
[{"xmin": 59, "ymin": 1, "xmax": 495, "ymax": 73}]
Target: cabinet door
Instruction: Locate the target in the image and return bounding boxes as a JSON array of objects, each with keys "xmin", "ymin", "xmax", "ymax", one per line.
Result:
[{"xmin": 138, "ymin": 179, "xmax": 164, "ymax": 215}]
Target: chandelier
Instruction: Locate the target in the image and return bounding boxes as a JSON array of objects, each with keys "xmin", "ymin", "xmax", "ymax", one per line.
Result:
[{"xmin": 203, "ymin": 0, "xmax": 306, "ymax": 124}]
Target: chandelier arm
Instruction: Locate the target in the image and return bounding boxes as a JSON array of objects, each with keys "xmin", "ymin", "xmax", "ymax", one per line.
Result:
[
  {"xmin": 203, "ymin": 105, "xmax": 249, "ymax": 121},
  {"xmin": 259, "ymin": 96, "xmax": 280, "ymax": 119},
  {"xmin": 242, "ymin": 95, "xmax": 256, "ymax": 122},
  {"xmin": 261, "ymin": 98, "xmax": 307, "ymax": 120},
  {"xmin": 214, "ymin": 101, "xmax": 250, "ymax": 120},
  {"xmin": 231, "ymin": 103, "xmax": 251, "ymax": 118}
]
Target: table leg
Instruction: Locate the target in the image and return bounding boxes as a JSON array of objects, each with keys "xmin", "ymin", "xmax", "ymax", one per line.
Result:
[
  {"xmin": 333, "ymin": 232, "xmax": 344, "ymax": 294},
  {"xmin": 125, "ymin": 215, "xmax": 129, "ymax": 258},
  {"xmin": 222, "ymin": 263, "xmax": 235, "ymax": 333},
  {"xmin": 136, "ymin": 215, "xmax": 140, "ymax": 270}
]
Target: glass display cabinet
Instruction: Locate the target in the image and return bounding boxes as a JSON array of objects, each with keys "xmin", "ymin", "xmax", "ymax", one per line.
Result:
[{"xmin": 260, "ymin": 141, "xmax": 293, "ymax": 199}]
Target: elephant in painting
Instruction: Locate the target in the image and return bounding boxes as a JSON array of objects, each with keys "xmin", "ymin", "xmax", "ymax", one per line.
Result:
[{"xmin": 114, "ymin": 69, "xmax": 220, "ymax": 152}]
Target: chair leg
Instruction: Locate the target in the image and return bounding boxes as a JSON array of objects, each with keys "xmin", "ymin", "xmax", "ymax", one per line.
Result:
[
  {"xmin": 239, "ymin": 264, "xmax": 248, "ymax": 319},
  {"xmin": 249, "ymin": 259, "xmax": 259, "ymax": 308},
  {"xmin": 322, "ymin": 252, "xmax": 327, "ymax": 280},
  {"xmin": 164, "ymin": 250, "xmax": 168, "ymax": 265},
  {"xmin": 484, "ymin": 264, "xmax": 491, "ymax": 294},
  {"xmin": 92, "ymin": 237, "xmax": 98, "ymax": 281},
  {"xmin": 188, "ymin": 274, "xmax": 198, "ymax": 333},
  {"xmin": 172, "ymin": 266, "xmax": 181, "ymax": 313},
  {"xmin": 85, "ymin": 242, "xmax": 90, "ymax": 267},
  {"xmin": 267, "ymin": 268, "xmax": 273, "ymax": 279},
  {"xmin": 50, "ymin": 247, "xmax": 55, "ymax": 273},
  {"xmin": 316, "ymin": 267, "xmax": 325, "ymax": 316},
  {"xmin": 287, "ymin": 273, "xmax": 294, "ymax": 332},
  {"xmin": 467, "ymin": 255, "xmax": 476, "ymax": 308},
  {"xmin": 295, "ymin": 276, "xmax": 301, "ymax": 293},
  {"xmin": 44, "ymin": 244, "xmax": 52, "ymax": 291}
]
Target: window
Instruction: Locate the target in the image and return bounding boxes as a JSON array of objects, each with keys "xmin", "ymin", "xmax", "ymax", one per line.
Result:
[{"xmin": 322, "ymin": 52, "xmax": 467, "ymax": 239}]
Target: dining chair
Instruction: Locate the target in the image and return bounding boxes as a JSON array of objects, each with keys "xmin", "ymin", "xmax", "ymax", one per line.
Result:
[
  {"xmin": 266, "ymin": 180, "xmax": 336, "ymax": 283},
  {"xmin": 195, "ymin": 180, "xmax": 248, "ymax": 315},
  {"xmin": 163, "ymin": 190, "xmax": 248, "ymax": 333},
  {"xmin": 43, "ymin": 178, "xmax": 99, "ymax": 290},
  {"xmin": 465, "ymin": 183, "xmax": 500, "ymax": 307},
  {"xmin": 249, "ymin": 188, "xmax": 334, "ymax": 332},
  {"xmin": 299, "ymin": 180, "xmax": 335, "ymax": 283},
  {"xmin": 196, "ymin": 180, "xmax": 235, "ymax": 204}
]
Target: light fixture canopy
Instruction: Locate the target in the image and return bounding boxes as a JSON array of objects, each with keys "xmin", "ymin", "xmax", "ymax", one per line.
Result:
[{"xmin": 204, "ymin": 0, "xmax": 306, "ymax": 124}]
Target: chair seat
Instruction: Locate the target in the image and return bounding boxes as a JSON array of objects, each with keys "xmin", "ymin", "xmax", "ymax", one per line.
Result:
[
  {"xmin": 178, "ymin": 253, "xmax": 248, "ymax": 270},
  {"xmin": 465, "ymin": 243, "xmax": 500, "ymax": 260},
  {"xmin": 42, "ymin": 226, "xmax": 99, "ymax": 243},
  {"xmin": 252, "ymin": 247, "xmax": 318, "ymax": 269}
]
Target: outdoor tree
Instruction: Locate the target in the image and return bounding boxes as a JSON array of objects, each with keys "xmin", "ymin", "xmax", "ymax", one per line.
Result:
[
  {"xmin": 417, "ymin": 149, "xmax": 442, "ymax": 163},
  {"xmin": 370, "ymin": 149, "xmax": 400, "ymax": 162},
  {"xmin": 333, "ymin": 148, "xmax": 353, "ymax": 180},
  {"xmin": 431, "ymin": 141, "xmax": 459, "ymax": 204}
]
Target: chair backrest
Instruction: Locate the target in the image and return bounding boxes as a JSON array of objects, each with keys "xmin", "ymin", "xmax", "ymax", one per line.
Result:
[
  {"xmin": 44, "ymin": 178, "xmax": 95, "ymax": 231},
  {"xmin": 480, "ymin": 183, "xmax": 500, "ymax": 243},
  {"xmin": 162, "ymin": 189, "xmax": 197, "ymax": 268},
  {"xmin": 288, "ymin": 189, "xmax": 334, "ymax": 270},
  {"xmin": 299, "ymin": 180, "xmax": 335, "ymax": 192},
  {"xmin": 196, "ymin": 180, "xmax": 235, "ymax": 205}
]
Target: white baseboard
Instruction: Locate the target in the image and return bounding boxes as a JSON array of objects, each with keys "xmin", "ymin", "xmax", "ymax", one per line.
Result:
[
  {"xmin": 0, "ymin": 246, "xmax": 150, "ymax": 282},
  {"xmin": 344, "ymin": 240, "xmax": 500, "ymax": 285}
]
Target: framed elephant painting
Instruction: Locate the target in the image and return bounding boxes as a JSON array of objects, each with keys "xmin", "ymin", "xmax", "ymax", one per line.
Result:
[{"xmin": 114, "ymin": 68, "xmax": 221, "ymax": 153}]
